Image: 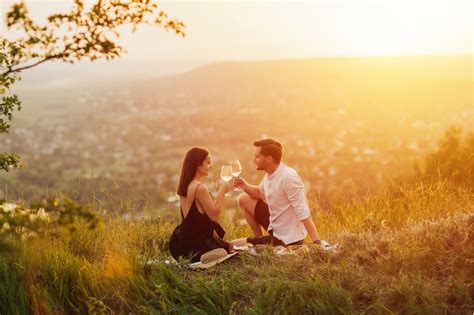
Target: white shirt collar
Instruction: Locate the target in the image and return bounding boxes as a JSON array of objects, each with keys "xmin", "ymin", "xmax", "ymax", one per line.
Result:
[{"xmin": 267, "ymin": 163, "xmax": 284, "ymax": 180}]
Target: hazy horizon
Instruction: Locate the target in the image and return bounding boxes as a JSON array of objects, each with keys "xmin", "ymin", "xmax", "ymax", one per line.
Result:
[
  {"xmin": 9, "ymin": 54, "xmax": 472, "ymax": 91},
  {"xmin": 2, "ymin": 0, "xmax": 472, "ymax": 64},
  {"xmin": 2, "ymin": 0, "xmax": 472, "ymax": 84}
]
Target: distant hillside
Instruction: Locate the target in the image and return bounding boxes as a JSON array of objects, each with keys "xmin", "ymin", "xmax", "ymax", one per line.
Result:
[
  {"xmin": 134, "ymin": 55, "xmax": 473, "ymax": 112},
  {"xmin": 2, "ymin": 55, "xmax": 472, "ymax": 209},
  {"xmin": 10, "ymin": 60, "xmax": 206, "ymax": 121}
]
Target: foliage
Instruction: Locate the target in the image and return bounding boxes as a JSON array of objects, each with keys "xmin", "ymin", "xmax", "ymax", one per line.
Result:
[
  {"xmin": 0, "ymin": 0, "xmax": 185, "ymax": 172},
  {"xmin": 0, "ymin": 196, "xmax": 102, "ymax": 253},
  {"xmin": 0, "ymin": 39, "xmax": 22, "ymax": 171},
  {"xmin": 423, "ymin": 126, "xmax": 474, "ymax": 188},
  {"xmin": 4, "ymin": 0, "xmax": 185, "ymax": 73}
]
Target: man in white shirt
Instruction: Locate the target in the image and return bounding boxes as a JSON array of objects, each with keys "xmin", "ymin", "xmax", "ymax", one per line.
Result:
[{"xmin": 234, "ymin": 138, "xmax": 332, "ymax": 248}]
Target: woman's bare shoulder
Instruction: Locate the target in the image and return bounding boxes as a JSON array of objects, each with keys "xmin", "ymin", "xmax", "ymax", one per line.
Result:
[
  {"xmin": 195, "ymin": 183, "xmax": 209, "ymax": 195},
  {"xmin": 187, "ymin": 181, "xmax": 208, "ymax": 196}
]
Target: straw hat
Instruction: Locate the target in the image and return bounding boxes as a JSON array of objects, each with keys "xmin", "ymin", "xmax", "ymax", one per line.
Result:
[{"xmin": 189, "ymin": 248, "xmax": 239, "ymax": 269}]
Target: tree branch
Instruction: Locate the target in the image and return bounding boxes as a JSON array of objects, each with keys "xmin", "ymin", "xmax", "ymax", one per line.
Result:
[{"xmin": 1, "ymin": 56, "xmax": 53, "ymax": 76}]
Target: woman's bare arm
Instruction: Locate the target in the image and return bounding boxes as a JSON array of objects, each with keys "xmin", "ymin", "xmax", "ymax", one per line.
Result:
[{"xmin": 195, "ymin": 183, "xmax": 229, "ymax": 221}]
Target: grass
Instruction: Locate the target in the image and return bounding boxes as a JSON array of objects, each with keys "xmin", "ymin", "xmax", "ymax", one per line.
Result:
[{"xmin": 1, "ymin": 180, "xmax": 473, "ymax": 314}]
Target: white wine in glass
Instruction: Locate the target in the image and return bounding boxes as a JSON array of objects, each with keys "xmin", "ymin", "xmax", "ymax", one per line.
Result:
[
  {"xmin": 220, "ymin": 165, "xmax": 233, "ymax": 182},
  {"xmin": 230, "ymin": 160, "xmax": 242, "ymax": 191},
  {"xmin": 230, "ymin": 160, "xmax": 242, "ymax": 177},
  {"xmin": 220, "ymin": 165, "xmax": 232, "ymax": 196}
]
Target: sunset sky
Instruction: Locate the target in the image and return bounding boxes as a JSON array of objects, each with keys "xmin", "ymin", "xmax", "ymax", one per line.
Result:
[{"xmin": 1, "ymin": 0, "xmax": 472, "ymax": 63}]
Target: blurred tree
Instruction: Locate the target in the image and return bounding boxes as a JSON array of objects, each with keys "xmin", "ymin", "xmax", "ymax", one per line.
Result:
[
  {"xmin": 0, "ymin": 40, "xmax": 22, "ymax": 171},
  {"xmin": 425, "ymin": 126, "xmax": 474, "ymax": 188},
  {"xmin": 1, "ymin": 195, "xmax": 102, "ymax": 252},
  {"xmin": 0, "ymin": 0, "xmax": 185, "ymax": 171}
]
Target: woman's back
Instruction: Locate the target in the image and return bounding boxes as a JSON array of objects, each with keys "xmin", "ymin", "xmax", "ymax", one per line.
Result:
[
  {"xmin": 180, "ymin": 188, "xmax": 215, "ymax": 240},
  {"xmin": 180, "ymin": 181, "xmax": 204, "ymax": 217}
]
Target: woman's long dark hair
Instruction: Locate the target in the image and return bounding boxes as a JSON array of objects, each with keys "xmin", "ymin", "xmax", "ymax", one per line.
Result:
[{"xmin": 177, "ymin": 147, "xmax": 209, "ymax": 197}]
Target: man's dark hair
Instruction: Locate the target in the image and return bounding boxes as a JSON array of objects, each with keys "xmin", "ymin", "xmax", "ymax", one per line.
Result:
[{"xmin": 253, "ymin": 138, "xmax": 283, "ymax": 163}]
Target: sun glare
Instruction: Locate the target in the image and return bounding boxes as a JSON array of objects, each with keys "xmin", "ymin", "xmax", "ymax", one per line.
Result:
[
  {"xmin": 301, "ymin": 1, "xmax": 472, "ymax": 57},
  {"xmin": 2, "ymin": 0, "xmax": 470, "ymax": 61}
]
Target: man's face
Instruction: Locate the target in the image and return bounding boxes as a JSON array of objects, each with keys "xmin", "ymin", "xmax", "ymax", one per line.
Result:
[{"xmin": 253, "ymin": 147, "xmax": 271, "ymax": 171}]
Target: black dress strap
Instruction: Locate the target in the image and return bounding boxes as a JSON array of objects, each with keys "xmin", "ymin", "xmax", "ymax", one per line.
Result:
[{"xmin": 193, "ymin": 183, "xmax": 201, "ymax": 202}]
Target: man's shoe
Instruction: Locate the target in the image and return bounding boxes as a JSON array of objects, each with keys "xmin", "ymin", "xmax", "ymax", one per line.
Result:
[{"xmin": 313, "ymin": 240, "xmax": 338, "ymax": 252}]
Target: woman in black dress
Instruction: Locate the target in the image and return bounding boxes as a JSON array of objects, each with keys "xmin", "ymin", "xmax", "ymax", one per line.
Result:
[{"xmin": 169, "ymin": 147, "xmax": 233, "ymax": 262}]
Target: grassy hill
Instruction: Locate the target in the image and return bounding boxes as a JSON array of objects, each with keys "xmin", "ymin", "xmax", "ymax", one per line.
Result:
[{"xmin": 1, "ymin": 179, "xmax": 473, "ymax": 314}]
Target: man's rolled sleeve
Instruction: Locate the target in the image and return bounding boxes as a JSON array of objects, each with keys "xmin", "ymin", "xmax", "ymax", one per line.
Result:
[{"xmin": 283, "ymin": 173, "xmax": 311, "ymax": 220}]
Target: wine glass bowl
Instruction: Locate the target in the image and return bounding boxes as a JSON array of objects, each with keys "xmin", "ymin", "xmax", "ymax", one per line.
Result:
[
  {"xmin": 220, "ymin": 165, "xmax": 233, "ymax": 182},
  {"xmin": 230, "ymin": 160, "xmax": 242, "ymax": 191},
  {"xmin": 230, "ymin": 160, "xmax": 242, "ymax": 177},
  {"xmin": 220, "ymin": 165, "xmax": 233, "ymax": 196}
]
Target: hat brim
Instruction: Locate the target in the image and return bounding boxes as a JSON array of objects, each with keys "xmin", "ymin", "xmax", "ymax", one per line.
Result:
[{"xmin": 189, "ymin": 251, "xmax": 239, "ymax": 269}]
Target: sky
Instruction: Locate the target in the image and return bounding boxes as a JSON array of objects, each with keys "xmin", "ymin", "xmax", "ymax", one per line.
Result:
[{"xmin": 1, "ymin": 0, "xmax": 472, "ymax": 63}]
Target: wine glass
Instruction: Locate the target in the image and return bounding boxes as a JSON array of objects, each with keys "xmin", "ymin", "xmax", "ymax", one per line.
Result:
[
  {"xmin": 230, "ymin": 160, "xmax": 242, "ymax": 190},
  {"xmin": 220, "ymin": 165, "xmax": 232, "ymax": 193},
  {"xmin": 220, "ymin": 165, "xmax": 232, "ymax": 195}
]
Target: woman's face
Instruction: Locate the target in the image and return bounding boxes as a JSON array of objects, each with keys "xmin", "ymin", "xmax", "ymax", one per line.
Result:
[{"xmin": 198, "ymin": 154, "xmax": 212, "ymax": 177}]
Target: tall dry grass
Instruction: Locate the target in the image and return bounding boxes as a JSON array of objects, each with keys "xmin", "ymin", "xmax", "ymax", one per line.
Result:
[{"xmin": 1, "ymin": 179, "xmax": 473, "ymax": 314}]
